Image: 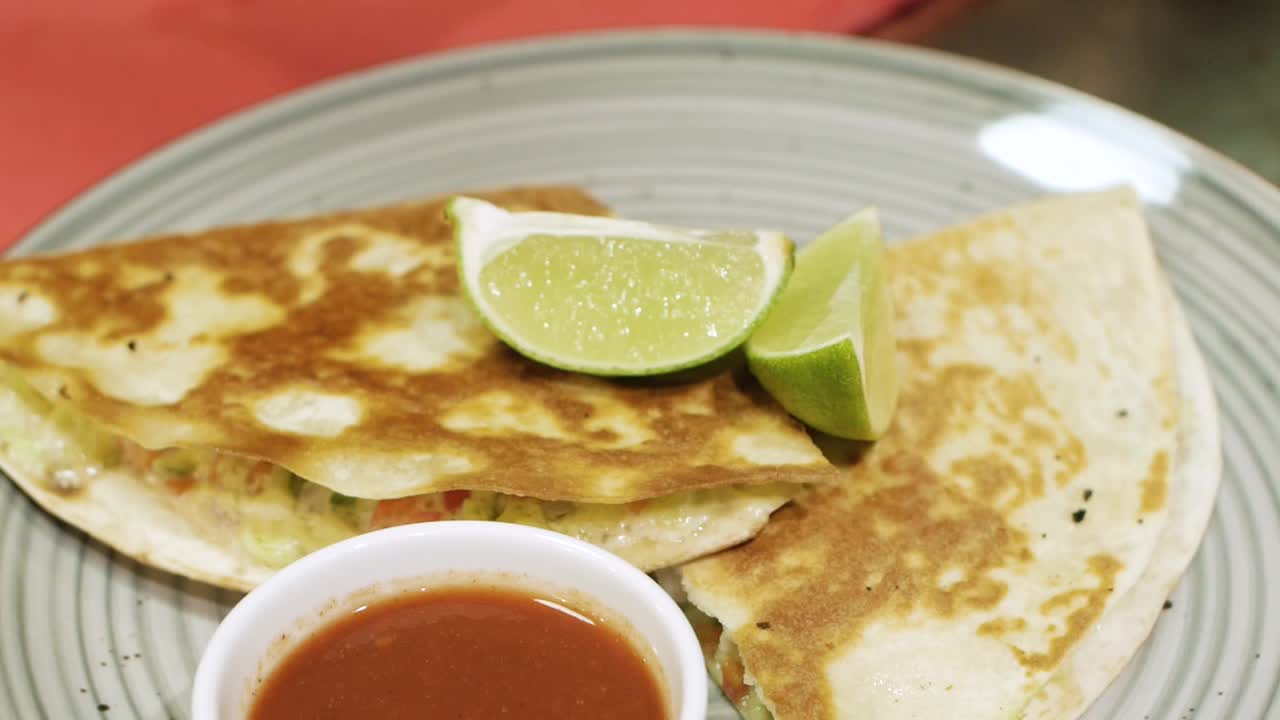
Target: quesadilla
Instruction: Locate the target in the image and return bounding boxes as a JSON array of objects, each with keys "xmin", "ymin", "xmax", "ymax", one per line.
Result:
[
  {"xmin": 676, "ymin": 190, "xmax": 1220, "ymax": 719},
  {"xmin": 0, "ymin": 187, "xmax": 838, "ymax": 591}
]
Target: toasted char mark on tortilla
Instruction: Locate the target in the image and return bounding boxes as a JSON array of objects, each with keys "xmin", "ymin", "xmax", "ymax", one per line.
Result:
[
  {"xmin": 897, "ymin": 344, "xmax": 1088, "ymax": 514},
  {"xmin": 683, "ymin": 190, "xmax": 1180, "ymax": 720},
  {"xmin": 687, "ymin": 343, "xmax": 1090, "ymax": 716},
  {"xmin": 911, "ymin": 215, "xmax": 1078, "ymax": 364},
  {"xmin": 1021, "ymin": 555, "xmax": 1123, "ymax": 672},
  {"xmin": 977, "ymin": 616, "xmax": 1028, "ymax": 636},
  {"xmin": 977, "ymin": 554, "xmax": 1122, "ymax": 674},
  {"xmin": 0, "ymin": 187, "xmax": 837, "ymax": 503},
  {"xmin": 1142, "ymin": 451, "xmax": 1170, "ymax": 513}
]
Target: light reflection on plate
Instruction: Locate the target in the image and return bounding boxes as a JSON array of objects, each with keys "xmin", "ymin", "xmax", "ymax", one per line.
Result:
[{"xmin": 978, "ymin": 102, "xmax": 1190, "ymax": 204}]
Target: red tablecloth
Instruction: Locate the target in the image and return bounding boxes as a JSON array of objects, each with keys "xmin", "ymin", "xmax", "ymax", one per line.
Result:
[{"xmin": 1, "ymin": 1, "xmax": 913, "ymax": 250}]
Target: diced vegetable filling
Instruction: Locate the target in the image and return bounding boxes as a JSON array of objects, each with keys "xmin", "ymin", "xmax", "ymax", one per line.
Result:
[
  {"xmin": 0, "ymin": 365, "xmax": 717, "ymax": 571},
  {"xmin": 681, "ymin": 603, "xmax": 774, "ymax": 720},
  {"xmin": 71, "ymin": 435, "xmax": 536, "ymax": 567}
]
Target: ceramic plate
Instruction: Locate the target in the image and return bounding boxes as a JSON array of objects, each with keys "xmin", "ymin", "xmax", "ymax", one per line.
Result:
[{"xmin": 2, "ymin": 30, "xmax": 1277, "ymax": 719}]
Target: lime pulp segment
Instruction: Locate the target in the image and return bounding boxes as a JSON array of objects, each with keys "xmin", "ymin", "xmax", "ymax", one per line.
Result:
[
  {"xmin": 478, "ymin": 234, "xmax": 769, "ymax": 370},
  {"xmin": 746, "ymin": 209, "xmax": 899, "ymax": 440},
  {"xmin": 450, "ymin": 196, "xmax": 794, "ymax": 376}
]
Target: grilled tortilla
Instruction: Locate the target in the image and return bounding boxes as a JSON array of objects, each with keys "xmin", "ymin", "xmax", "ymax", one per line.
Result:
[
  {"xmin": 677, "ymin": 190, "xmax": 1220, "ymax": 720},
  {"xmin": 0, "ymin": 187, "xmax": 835, "ymax": 590}
]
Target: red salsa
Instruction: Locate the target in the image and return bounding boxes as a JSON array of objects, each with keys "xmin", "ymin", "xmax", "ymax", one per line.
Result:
[{"xmin": 248, "ymin": 585, "xmax": 668, "ymax": 720}]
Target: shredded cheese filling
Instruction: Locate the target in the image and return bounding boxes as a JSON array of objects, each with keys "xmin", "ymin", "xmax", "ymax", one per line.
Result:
[
  {"xmin": 0, "ymin": 364, "xmax": 777, "ymax": 572},
  {"xmin": 682, "ymin": 602, "xmax": 774, "ymax": 720}
]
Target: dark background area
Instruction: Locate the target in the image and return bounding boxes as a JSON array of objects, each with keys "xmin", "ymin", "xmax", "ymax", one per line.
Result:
[{"xmin": 906, "ymin": 0, "xmax": 1279, "ymax": 182}]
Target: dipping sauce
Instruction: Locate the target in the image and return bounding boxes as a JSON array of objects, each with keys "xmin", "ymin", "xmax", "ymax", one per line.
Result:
[{"xmin": 248, "ymin": 585, "xmax": 668, "ymax": 720}]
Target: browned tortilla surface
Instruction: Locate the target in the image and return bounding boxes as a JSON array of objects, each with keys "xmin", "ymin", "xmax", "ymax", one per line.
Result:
[{"xmin": 0, "ymin": 187, "xmax": 836, "ymax": 503}]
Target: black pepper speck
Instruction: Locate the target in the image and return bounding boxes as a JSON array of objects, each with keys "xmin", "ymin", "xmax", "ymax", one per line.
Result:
[
  {"xmin": 1117, "ymin": 409, "xmax": 1129, "ymax": 418},
  {"xmin": 17, "ymin": 291, "xmax": 28, "ymax": 303},
  {"xmin": 1083, "ymin": 489, "xmax": 1093, "ymax": 501},
  {"xmin": 1163, "ymin": 600, "xmax": 1173, "ymax": 609},
  {"xmin": 126, "ymin": 340, "xmax": 137, "ymax": 352},
  {"xmin": 756, "ymin": 621, "xmax": 771, "ymax": 630},
  {"xmin": 97, "ymin": 704, "xmax": 109, "ymax": 712},
  {"xmin": 1072, "ymin": 509, "xmax": 1087, "ymax": 523}
]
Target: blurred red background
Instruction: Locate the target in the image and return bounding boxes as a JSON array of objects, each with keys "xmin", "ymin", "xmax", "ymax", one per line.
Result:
[{"xmin": 1, "ymin": 0, "xmax": 989, "ymax": 250}]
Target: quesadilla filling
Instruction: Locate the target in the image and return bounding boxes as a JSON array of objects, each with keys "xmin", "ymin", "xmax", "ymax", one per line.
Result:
[
  {"xmin": 683, "ymin": 602, "xmax": 774, "ymax": 720},
  {"xmin": 0, "ymin": 365, "xmax": 780, "ymax": 571}
]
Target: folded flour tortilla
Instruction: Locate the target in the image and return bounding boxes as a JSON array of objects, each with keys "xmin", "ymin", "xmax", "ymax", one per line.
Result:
[
  {"xmin": 0, "ymin": 187, "xmax": 837, "ymax": 590},
  {"xmin": 677, "ymin": 189, "xmax": 1220, "ymax": 720}
]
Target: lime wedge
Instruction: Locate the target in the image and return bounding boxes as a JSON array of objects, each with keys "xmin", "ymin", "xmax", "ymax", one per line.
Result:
[
  {"xmin": 745, "ymin": 209, "xmax": 898, "ymax": 440},
  {"xmin": 448, "ymin": 196, "xmax": 794, "ymax": 377}
]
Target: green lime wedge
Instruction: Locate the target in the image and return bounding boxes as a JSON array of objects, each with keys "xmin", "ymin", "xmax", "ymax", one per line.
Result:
[
  {"xmin": 448, "ymin": 196, "xmax": 794, "ymax": 377},
  {"xmin": 745, "ymin": 209, "xmax": 899, "ymax": 440}
]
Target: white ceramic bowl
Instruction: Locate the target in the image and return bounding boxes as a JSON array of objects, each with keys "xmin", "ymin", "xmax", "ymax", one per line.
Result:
[{"xmin": 191, "ymin": 520, "xmax": 706, "ymax": 720}]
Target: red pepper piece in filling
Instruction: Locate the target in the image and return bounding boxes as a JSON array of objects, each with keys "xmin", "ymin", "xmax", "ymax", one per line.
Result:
[
  {"xmin": 442, "ymin": 490, "xmax": 471, "ymax": 513},
  {"xmin": 369, "ymin": 496, "xmax": 445, "ymax": 529},
  {"xmin": 720, "ymin": 653, "xmax": 750, "ymax": 707}
]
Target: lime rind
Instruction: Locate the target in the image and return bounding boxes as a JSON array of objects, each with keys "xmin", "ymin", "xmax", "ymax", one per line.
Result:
[
  {"xmin": 451, "ymin": 196, "xmax": 769, "ymax": 269},
  {"xmin": 748, "ymin": 339, "xmax": 872, "ymax": 438},
  {"xmin": 746, "ymin": 208, "xmax": 898, "ymax": 440},
  {"xmin": 747, "ymin": 210, "xmax": 878, "ymax": 353},
  {"xmin": 448, "ymin": 196, "xmax": 795, "ymax": 377}
]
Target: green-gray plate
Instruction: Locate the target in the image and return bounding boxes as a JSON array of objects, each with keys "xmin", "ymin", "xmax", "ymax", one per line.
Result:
[{"xmin": 2, "ymin": 30, "xmax": 1278, "ymax": 719}]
